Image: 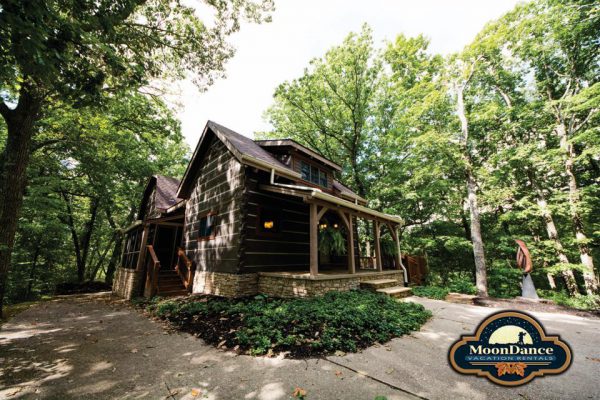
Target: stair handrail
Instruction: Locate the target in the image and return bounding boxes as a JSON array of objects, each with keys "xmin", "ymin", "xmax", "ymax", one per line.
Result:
[
  {"xmin": 145, "ymin": 245, "xmax": 161, "ymax": 297},
  {"xmin": 174, "ymin": 247, "xmax": 195, "ymax": 292}
]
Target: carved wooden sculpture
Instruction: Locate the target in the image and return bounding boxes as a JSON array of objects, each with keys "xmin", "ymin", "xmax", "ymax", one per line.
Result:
[{"xmin": 515, "ymin": 239, "xmax": 539, "ymax": 300}]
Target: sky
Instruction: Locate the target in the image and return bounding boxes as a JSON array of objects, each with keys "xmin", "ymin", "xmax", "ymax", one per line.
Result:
[{"xmin": 178, "ymin": 0, "xmax": 521, "ymax": 146}]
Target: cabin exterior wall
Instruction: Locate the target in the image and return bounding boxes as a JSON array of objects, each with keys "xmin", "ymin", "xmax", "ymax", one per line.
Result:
[{"xmin": 184, "ymin": 137, "xmax": 246, "ymax": 294}]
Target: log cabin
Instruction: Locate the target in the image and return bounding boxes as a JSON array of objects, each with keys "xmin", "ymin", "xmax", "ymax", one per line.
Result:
[{"xmin": 112, "ymin": 121, "xmax": 411, "ymax": 299}]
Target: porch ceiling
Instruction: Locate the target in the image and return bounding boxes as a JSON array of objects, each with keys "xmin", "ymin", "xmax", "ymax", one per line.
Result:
[{"xmin": 259, "ymin": 184, "xmax": 403, "ymax": 225}]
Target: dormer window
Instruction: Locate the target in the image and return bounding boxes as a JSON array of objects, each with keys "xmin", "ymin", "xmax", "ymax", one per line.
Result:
[{"xmin": 300, "ymin": 161, "xmax": 328, "ymax": 188}]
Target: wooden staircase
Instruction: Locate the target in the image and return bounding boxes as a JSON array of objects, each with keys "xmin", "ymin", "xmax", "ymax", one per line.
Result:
[
  {"xmin": 157, "ymin": 270, "xmax": 188, "ymax": 297},
  {"xmin": 360, "ymin": 278, "xmax": 412, "ymax": 299}
]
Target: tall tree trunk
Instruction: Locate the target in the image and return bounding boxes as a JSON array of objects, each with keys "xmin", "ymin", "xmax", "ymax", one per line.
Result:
[
  {"xmin": 0, "ymin": 88, "xmax": 43, "ymax": 319},
  {"xmin": 26, "ymin": 246, "xmax": 41, "ymax": 299},
  {"xmin": 456, "ymin": 81, "xmax": 488, "ymax": 297},
  {"xmin": 62, "ymin": 194, "xmax": 100, "ymax": 282},
  {"xmin": 557, "ymin": 122, "xmax": 598, "ymax": 294},
  {"xmin": 531, "ymin": 176, "xmax": 579, "ymax": 295}
]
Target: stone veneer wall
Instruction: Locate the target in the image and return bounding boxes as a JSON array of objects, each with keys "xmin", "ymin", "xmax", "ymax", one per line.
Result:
[
  {"xmin": 193, "ymin": 271, "xmax": 258, "ymax": 297},
  {"xmin": 258, "ymin": 271, "xmax": 405, "ymax": 298},
  {"xmin": 112, "ymin": 267, "xmax": 144, "ymax": 299}
]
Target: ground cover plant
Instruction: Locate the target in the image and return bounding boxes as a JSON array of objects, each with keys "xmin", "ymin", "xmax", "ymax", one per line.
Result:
[{"xmin": 142, "ymin": 290, "xmax": 431, "ymax": 357}]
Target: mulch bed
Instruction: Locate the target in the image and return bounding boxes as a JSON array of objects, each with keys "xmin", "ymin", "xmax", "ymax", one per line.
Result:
[{"xmin": 473, "ymin": 296, "xmax": 600, "ymax": 319}]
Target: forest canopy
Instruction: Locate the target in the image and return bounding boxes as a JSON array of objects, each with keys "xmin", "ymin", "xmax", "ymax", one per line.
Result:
[
  {"xmin": 0, "ymin": 0, "xmax": 598, "ymax": 312},
  {"xmin": 261, "ymin": 0, "xmax": 599, "ymax": 303}
]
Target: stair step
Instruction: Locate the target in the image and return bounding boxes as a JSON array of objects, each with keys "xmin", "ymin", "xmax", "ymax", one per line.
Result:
[
  {"xmin": 376, "ymin": 286, "xmax": 412, "ymax": 299},
  {"xmin": 158, "ymin": 288, "xmax": 188, "ymax": 296},
  {"xmin": 360, "ymin": 279, "xmax": 399, "ymax": 290}
]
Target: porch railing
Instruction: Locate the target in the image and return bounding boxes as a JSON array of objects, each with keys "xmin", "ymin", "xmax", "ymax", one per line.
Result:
[
  {"xmin": 175, "ymin": 247, "xmax": 195, "ymax": 292},
  {"xmin": 145, "ymin": 245, "xmax": 161, "ymax": 297}
]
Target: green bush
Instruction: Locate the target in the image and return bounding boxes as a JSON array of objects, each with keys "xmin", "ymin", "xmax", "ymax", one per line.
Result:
[
  {"xmin": 412, "ymin": 286, "xmax": 449, "ymax": 300},
  {"xmin": 488, "ymin": 267, "xmax": 522, "ymax": 298},
  {"xmin": 447, "ymin": 278, "xmax": 477, "ymax": 295},
  {"xmin": 538, "ymin": 290, "xmax": 600, "ymax": 311},
  {"xmin": 146, "ymin": 290, "xmax": 431, "ymax": 357}
]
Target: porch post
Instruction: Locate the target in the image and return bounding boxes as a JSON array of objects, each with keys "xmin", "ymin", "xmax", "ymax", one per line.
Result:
[
  {"xmin": 309, "ymin": 203, "xmax": 319, "ymax": 276},
  {"xmin": 347, "ymin": 213, "xmax": 355, "ymax": 274},
  {"xmin": 135, "ymin": 224, "xmax": 150, "ymax": 272},
  {"xmin": 374, "ymin": 220, "xmax": 382, "ymax": 271}
]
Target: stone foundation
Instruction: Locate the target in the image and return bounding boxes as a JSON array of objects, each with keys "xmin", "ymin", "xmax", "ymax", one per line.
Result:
[
  {"xmin": 192, "ymin": 271, "xmax": 259, "ymax": 297},
  {"xmin": 112, "ymin": 267, "xmax": 144, "ymax": 299},
  {"xmin": 258, "ymin": 271, "xmax": 405, "ymax": 298}
]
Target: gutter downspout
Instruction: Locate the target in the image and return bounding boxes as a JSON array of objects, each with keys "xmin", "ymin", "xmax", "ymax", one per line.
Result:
[
  {"xmin": 269, "ymin": 168, "xmax": 322, "ymax": 192},
  {"xmin": 395, "ymin": 226, "xmax": 409, "ymax": 285}
]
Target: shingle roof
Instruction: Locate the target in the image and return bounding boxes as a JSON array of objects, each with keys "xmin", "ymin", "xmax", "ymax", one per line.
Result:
[
  {"xmin": 332, "ymin": 180, "xmax": 366, "ymax": 203},
  {"xmin": 153, "ymin": 175, "xmax": 182, "ymax": 211},
  {"xmin": 207, "ymin": 121, "xmax": 290, "ymax": 171}
]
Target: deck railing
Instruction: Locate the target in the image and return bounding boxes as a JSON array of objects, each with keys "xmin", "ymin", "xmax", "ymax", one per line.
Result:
[
  {"xmin": 175, "ymin": 247, "xmax": 195, "ymax": 292},
  {"xmin": 145, "ymin": 245, "xmax": 161, "ymax": 297}
]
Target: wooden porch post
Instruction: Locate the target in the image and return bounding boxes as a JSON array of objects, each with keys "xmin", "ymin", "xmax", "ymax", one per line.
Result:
[
  {"xmin": 374, "ymin": 220, "xmax": 383, "ymax": 271},
  {"xmin": 309, "ymin": 203, "xmax": 319, "ymax": 276},
  {"xmin": 347, "ymin": 213, "xmax": 355, "ymax": 274},
  {"xmin": 135, "ymin": 224, "xmax": 150, "ymax": 272}
]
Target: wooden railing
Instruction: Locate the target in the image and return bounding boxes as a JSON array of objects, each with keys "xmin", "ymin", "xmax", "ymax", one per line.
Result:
[
  {"xmin": 359, "ymin": 256, "xmax": 377, "ymax": 270},
  {"xmin": 174, "ymin": 247, "xmax": 195, "ymax": 292},
  {"xmin": 145, "ymin": 245, "xmax": 161, "ymax": 297}
]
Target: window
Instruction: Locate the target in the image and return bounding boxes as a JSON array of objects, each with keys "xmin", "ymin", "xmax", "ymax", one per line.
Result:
[
  {"xmin": 198, "ymin": 211, "xmax": 216, "ymax": 240},
  {"xmin": 301, "ymin": 162, "xmax": 311, "ymax": 181},
  {"xmin": 257, "ymin": 207, "xmax": 282, "ymax": 235},
  {"xmin": 300, "ymin": 161, "xmax": 328, "ymax": 188},
  {"xmin": 319, "ymin": 170, "xmax": 328, "ymax": 187}
]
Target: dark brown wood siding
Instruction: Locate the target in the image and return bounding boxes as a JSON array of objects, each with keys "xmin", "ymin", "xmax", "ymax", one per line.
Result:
[
  {"xmin": 184, "ymin": 137, "xmax": 245, "ymax": 273},
  {"xmin": 240, "ymin": 169, "xmax": 311, "ymax": 272}
]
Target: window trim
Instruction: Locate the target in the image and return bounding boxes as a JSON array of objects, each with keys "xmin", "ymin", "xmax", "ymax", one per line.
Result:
[
  {"xmin": 197, "ymin": 210, "xmax": 217, "ymax": 241},
  {"xmin": 299, "ymin": 160, "xmax": 329, "ymax": 188}
]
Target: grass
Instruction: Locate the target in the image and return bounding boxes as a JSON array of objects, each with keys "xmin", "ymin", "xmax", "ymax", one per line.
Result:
[{"xmin": 142, "ymin": 290, "xmax": 432, "ymax": 357}]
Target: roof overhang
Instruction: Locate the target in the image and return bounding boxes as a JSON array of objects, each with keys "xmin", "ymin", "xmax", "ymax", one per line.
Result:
[
  {"xmin": 259, "ymin": 184, "xmax": 403, "ymax": 225},
  {"xmin": 256, "ymin": 139, "xmax": 343, "ymax": 172}
]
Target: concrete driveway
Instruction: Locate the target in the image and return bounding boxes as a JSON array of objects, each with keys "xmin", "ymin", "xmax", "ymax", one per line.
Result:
[
  {"xmin": 329, "ymin": 297, "xmax": 600, "ymax": 400},
  {"xmin": 1, "ymin": 293, "xmax": 598, "ymax": 400}
]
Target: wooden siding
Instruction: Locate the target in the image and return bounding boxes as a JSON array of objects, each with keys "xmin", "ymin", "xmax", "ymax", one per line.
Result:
[
  {"xmin": 145, "ymin": 187, "xmax": 160, "ymax": 219},
  {"xmin": 184, "ymin": 137, "xmax": 245, "ymax": 274},
  {"xmin": 240, "ymin": 170, "xmax": 311, "ymax": 272}
]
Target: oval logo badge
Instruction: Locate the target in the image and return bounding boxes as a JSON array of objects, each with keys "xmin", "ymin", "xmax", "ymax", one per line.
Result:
[{"xmin": 448, "ymin": 310, "xmax": 572, "ymax": 386}]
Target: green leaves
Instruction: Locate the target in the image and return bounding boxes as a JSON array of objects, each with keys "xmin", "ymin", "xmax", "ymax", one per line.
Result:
[{"xmin": 148, "ymin": 291, "xmax": 432, "ymax": 357}]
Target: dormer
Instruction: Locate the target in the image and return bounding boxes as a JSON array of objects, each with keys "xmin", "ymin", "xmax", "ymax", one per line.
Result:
[{"xmin": 256, "ymin": 139, "xmax": 342, "ymax": 190}]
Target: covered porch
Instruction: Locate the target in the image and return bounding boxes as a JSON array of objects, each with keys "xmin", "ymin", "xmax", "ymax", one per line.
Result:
[
  {"xmin": 260, "ymin": 184, "xmax": 408, "ymax": 286},
  {"xmin": 113, "ymin": 211, "xmax": 193, "ymax": 299}
]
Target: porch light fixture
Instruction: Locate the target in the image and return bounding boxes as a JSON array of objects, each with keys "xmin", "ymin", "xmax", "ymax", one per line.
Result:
[
  {"xmin": 333, "ymin": 223, "xmax": 339, "ymax": 229},
  {"xmin": 263, "ymin": 220, "xmax": 274, "ymax": 230},
  {"xmin": 319, "ymin": 223, "xmax": 328, "ymax": 230}
]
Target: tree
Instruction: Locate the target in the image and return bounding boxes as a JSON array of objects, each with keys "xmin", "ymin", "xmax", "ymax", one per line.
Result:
[
  {"xmin": 0, "ymin": 0, "xmax": 274, "ymax": 317},
  {"xmin": 503, "ymin": 0, "xmax": 599, "ymax": 294},
  {"xmin": 262, "ymin": 25, "xmax": 383, "ymax": 198},
  {"xmin": 4, "ymin": 91, "xmax": 189, "ymax": 301}
]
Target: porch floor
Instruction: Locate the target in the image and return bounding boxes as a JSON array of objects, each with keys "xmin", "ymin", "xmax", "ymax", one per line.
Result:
[{"xmin": 258, "ymin": 268, "xmax": 403, "ymax": 281}]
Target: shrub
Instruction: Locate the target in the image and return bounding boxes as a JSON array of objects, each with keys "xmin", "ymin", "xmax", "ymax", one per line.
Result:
[
  {"xmin": 538, "ymin": 290, "xmax": 600, "ymax": 311},
  {"xmin": 488, "ymin": 267, "xmax": 522, "ymax": 298},
  {"xmin": 411, "ymin": 286, "xmax": 449, "ymax": 300},
  {"xmin": 146, "ymin": 290, "xmax": 431, "ymax": 357},
  {"xmin": 447, "ymin": 278, "xmax": 477, "ymax": 295}
]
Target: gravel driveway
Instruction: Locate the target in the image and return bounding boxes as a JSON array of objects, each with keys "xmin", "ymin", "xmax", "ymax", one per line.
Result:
[{"xmin": 1, "ymin": 293, "xmax": 599, "ymax": 399}]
